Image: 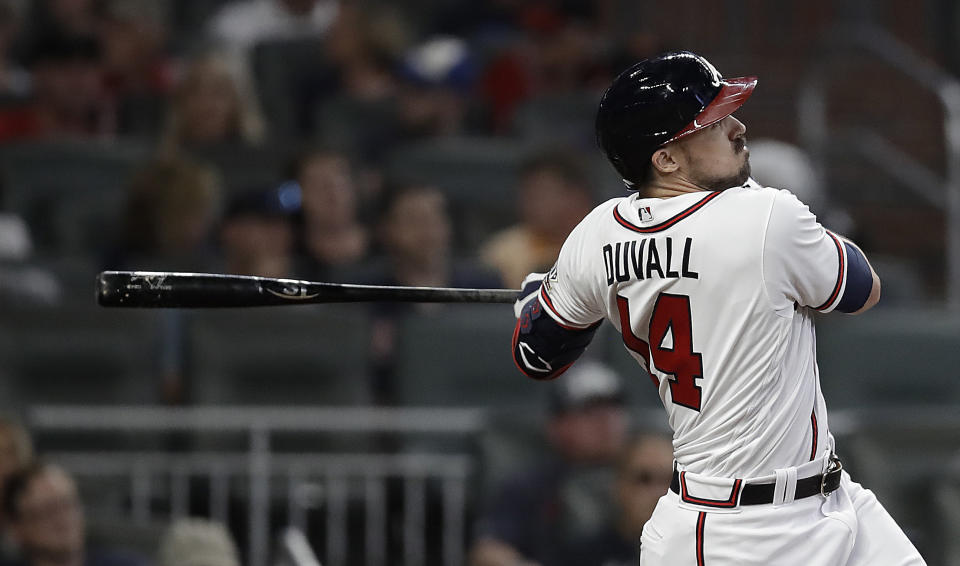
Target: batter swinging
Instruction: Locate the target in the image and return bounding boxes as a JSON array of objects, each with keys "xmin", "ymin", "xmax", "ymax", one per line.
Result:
[{"xmin": 511, "ymin": 51, "xmax": 926, "ymax": 565}]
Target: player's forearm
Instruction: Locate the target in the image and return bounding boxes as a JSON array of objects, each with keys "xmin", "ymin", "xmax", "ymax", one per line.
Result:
[{"xmin": 512, "ymin": 296, "xmax": 601, "ymax": 379}]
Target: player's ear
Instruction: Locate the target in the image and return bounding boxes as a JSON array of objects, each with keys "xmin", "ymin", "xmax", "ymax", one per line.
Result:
[{"xmin": 651, "ymin": 148, "xmax": 680, "ymax": 175}]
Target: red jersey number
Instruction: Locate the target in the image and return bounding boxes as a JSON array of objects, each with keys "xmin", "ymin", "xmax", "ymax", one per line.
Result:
[{"xmin": 617, "ymin": 293, "xmax": 704, "ymax": 411}]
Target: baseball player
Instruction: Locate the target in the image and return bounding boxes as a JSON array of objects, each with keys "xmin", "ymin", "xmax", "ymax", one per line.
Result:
[{"xmin": 511, "ymin": 51, "xmax": 926, "ymax": 565}]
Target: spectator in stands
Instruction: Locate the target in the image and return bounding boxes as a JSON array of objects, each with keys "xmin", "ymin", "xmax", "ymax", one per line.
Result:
[
  {"xmin": 209, "ymin": 0, "xmax": 339, "ymax": 53},
  {"xmin": 97, "ymin": 0, "xmax": 175, "ymax": 135},
  {"xmin": 1, "ymin": 462, "xmax": 148, "ymax": 566},
  {"xmin": 357, "ymin": 183, "xmax": 502, "ymax": 403},
  {"xmin": 157, "ymin": 518, "xmax": 239, "ymax": 566},
  {"xmin": 477, "ymin": 3, "xmax": 610, "ymax": 131},
  {"xmin": 110, "ymin": 158, "xmax": 222, "ymax": 271},
  {"xmin": 0, "ymin": 215, "xmax": 61, "ymax": 306},
  {"xmin": 294, "ymin": 148, "xmax": 369, "ymax": 279},
  {"xmin": 367, "ymin": 184, "xmax": 501, "ymax": 290},
  {"xmin": 219, "ymin": 182, "xmax": 301, "ymax": 279},
  {"xmin": 480, "ymin": 148, "xmax": 595, "ymax": 287},
  {"xmin": 0, "ymin": 417, "xmax": 34, "ymax": 563},
  {"xmin": 563, "ymin": 433, "xmax": 674, "ymax": 566},
  {"xmin": 0, "ymin": 0, "xmax": 30, "ymax": 100},
  {"xmin": 470, "ymin": 361, "xmax": 629, "ymax": 566},
  {"xmin": 308, "ymin": 3, "xmax": 408, "ymax": 150},
  {"xmin": 207, "ymin": 0, "xmax": 339, "ymax": 85},
  {"xmin": 158, "ymin": 52, "xmax": 264, "ymax": 157},
  {"xmin": 0, "ymin": 32, "xmax": 112, "ymax": 141},
  {"xmin": 27, "ymin": 0, "xmax": 98, "ymax": 38},
  {"xmin": 323, "ymin": 4, "xmax": 406, "ymax": 101},
  {"xmin": 395, "ymin": 36, "xmax": 479, "ymax": 139}
]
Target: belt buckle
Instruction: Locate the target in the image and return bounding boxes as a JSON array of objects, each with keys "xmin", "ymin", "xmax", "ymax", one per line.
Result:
[{"xmin": 820, "ymin": 454, "xmax": 843, "ymax": 497}]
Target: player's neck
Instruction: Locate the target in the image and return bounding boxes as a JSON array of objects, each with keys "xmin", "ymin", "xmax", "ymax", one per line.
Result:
[{"xmin": 639, "ymin": 176, "xmax": 710, "ymax": 199}]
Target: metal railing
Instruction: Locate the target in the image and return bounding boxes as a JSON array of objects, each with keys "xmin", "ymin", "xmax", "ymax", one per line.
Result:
[
  {"xmin": 279, "ymin": 527, "xmax": 323, "ymax": 566},
  {"xmin": 798, "ymin": 23, "xmax": 960, "ymax": 309},
  {"xmin": 29, "ymin": 406, "xmax": 487, "ymax": 566}
]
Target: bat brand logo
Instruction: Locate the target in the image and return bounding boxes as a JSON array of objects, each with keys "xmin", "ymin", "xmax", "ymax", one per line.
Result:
[
  {"xmin": 130, "ymin": 273, "xmax": 168, "ymax": 290},
  {"xmin": 265, "ymin": 280, "xmax": 321, "ymax": 300}
]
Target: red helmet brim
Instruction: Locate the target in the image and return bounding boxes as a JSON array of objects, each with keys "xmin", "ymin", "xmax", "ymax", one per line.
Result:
[{"xmin": 668, "ymin": 76, "xmax": 758, "ymax": 142}]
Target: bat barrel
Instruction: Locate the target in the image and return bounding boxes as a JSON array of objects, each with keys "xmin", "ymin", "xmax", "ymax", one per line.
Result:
[
  {"xmin": 98, "ymin": 271, "xmax": 275, "ymax": 308},
  {"xmin": 97, "ymin": 271, "xmax": 520, "ymax": 308}
]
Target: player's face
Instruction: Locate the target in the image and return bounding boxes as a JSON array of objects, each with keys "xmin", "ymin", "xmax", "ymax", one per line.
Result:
[{"xmin": 674, "ymin": 115, "xmax": 751, "ymax": 191}]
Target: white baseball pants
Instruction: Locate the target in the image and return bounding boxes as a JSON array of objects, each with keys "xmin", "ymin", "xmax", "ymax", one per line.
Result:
[{"xmin": 639, "ymin": 471, "xmax": 926, "ymax": 565}]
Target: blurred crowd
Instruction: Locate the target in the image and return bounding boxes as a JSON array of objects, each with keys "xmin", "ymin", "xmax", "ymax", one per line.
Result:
[
  {"xmin": 3, "ymin": 0, "xmax": 922, "ymax": 312},
  {"xmin": 0, "ymin": 361, "xmax": 678, "ymax": 566},
  {"xmin": 0, "ymin": 0, "xmax": 663, "ymax": 283},
  {"xmin": 0, "ymin": 415, "xmax": 243, "ymax": 566}
]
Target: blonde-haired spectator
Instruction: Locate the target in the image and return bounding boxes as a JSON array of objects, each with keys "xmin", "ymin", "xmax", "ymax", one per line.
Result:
[
  {"xmin": 159, "ymin": 52, "xmax": 265, "ymax": 157},
  {"xmin": 157, "ymin": 518, "xmax": 240, "ymax": 566}
]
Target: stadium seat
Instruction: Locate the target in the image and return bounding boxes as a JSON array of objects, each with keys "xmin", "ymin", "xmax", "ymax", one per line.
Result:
[
  {"xmin": 512, "ymin": 91, "xmax": 602, "ymax": 147},
  {"xmin": 385, "ymin": 137, "xmax": 530, "ymax": 248},
  {"xmin": 393, "ymin": 305, "xmax": 542, "ymax": 410},
  {"xmin": 815, "ymin": 308, "xmax": 960, "ymax": 407},
  {"xmin": 184, "ymin": 141, "xmax": 291, "ymax": 195},
  {"xmin": 186, "ymin": 306, "xmax": 372, "ymax": 406},
  {"xmin": 251, "ymin": 38, "xmax": 332, "ymax": 138},
  {"xmin": 314, "ymin": 95, "xmax": 399, "ymax": 162},
  {"xmin": 168, "ymin": 0, "xmax": 235, "ymax": 42},
  {"xmin": 0, "ymin": 305, "xmax": 159, "ymax": 406},
  {"xmin": 0, "ymin": 140, "xmax": 152, "ymax": 252}
]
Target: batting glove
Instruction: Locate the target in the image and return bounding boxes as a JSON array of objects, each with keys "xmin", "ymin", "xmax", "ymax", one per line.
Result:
[{"xmin": 514, "ymin": 272, "xmax": 546, "ymax": 319}]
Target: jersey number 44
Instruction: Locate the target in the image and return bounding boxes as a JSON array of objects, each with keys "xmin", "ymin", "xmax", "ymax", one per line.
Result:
[{"xmin": 617, "ymin": 293, "xmax": 704, "ymax": 411}]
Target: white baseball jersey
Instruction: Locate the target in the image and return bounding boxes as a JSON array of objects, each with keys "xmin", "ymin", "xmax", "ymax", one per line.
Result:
[{"xmin": 539, "ymin": 180, "xmax": 849, "ymax": 479}]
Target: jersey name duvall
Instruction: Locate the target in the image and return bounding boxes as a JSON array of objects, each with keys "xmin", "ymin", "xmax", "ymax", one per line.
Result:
[{"xmin": 602, "ymin": 237, "xmax": 699, "ymax": 284}]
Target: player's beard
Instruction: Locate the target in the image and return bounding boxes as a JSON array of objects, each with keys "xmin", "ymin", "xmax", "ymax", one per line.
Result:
[
  {"xmin": 697, "ymin": 138, "xmax": 751, "ymax": 192},
  {"xmin": 700, "ymin": 159, "xmax": 751, "ymax": 192}
]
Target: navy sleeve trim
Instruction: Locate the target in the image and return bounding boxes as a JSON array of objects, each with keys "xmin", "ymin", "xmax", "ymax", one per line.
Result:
[
  {"xmin": 814, "ymin": 232, "xmax": 845, "ymax": 311},
  {"xmin": 835, "ymin": 241, "xmax": 873, "ymax": 313}
]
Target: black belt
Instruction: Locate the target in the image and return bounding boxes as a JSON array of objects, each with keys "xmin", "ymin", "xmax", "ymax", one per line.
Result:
[{"xmin": 670, "ymin": 454, "xmax": 843, "ymax": 506}]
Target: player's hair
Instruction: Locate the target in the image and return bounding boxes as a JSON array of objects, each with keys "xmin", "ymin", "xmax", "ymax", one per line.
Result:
[{"xmin": 518, "ymin": 148, "xmax": 594, "ymax": 196}]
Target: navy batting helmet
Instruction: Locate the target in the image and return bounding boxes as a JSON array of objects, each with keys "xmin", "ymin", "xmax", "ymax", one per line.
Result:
[{"xmin": 595, "ymin": 51, "xmax": 757, "ymax": 188}]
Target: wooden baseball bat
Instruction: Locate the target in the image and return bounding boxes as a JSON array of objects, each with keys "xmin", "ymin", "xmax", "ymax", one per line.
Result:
[{"xmin": 97, "ymin": 271, "xmax": 520, "ymax": 308}]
